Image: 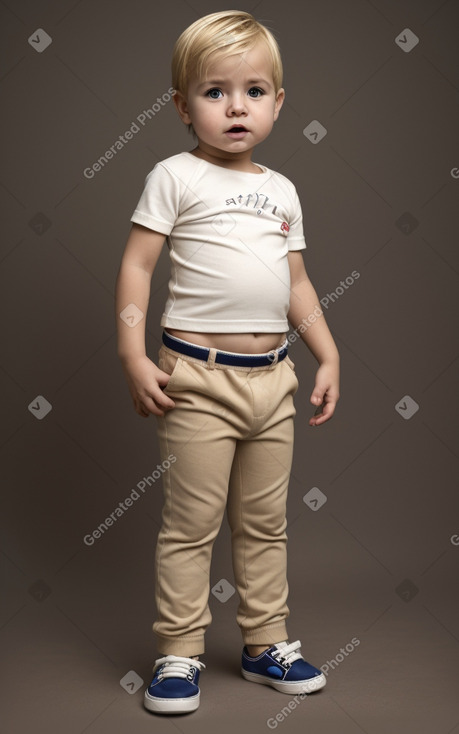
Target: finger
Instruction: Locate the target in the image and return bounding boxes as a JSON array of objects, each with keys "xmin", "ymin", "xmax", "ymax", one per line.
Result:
[
  {"xmin": 309, "ymin": 401, "xmax": 336, "ymax": 426},
  {"xmin": 135, "ymin": 401, "xmax": 150, "ymax": 418},
  {"xmin": 154, "ymin": 390, "xmax": 176, "ymax": 411},
  {"xmin": 310, "ymin": 389, "xmax": 324, "ymax": 406},
  {"xmin": 146, "ymin": 391, "xmax": 176, "ymax": 416}
]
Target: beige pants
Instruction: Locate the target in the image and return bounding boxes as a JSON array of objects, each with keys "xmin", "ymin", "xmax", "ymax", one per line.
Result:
[{"xmin": 153, "ymin": 340, "xmax": 299, "ymax": 656}]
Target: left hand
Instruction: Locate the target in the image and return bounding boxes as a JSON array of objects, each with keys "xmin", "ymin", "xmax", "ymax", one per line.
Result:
[{"xmin": 309, "ymin": 361, "xmax": 340, "ymax": 426}]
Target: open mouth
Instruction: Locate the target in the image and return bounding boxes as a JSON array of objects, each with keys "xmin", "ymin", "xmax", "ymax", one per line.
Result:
[{"xmin": 226, "ymin": 125, "xmax": 248, "ymax": 133}]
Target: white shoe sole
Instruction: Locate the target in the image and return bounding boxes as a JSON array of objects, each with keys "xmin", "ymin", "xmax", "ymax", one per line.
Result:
[
  {"xmin": 144, "ymin": 689, "xmax": 200, "ymax": 714},
  {"xmin": 241, "ymin": 669, "xmax": 326, "ymax": 695}
]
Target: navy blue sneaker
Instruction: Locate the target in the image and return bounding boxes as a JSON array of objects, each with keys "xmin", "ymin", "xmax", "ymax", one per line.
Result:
[
  {"xmin": 144, "ymin": 654, "xmax": 205, "ymax": 714},
  {"xmin": 241, "ymin": 640, "xmax": 326, "ymax": 694}
]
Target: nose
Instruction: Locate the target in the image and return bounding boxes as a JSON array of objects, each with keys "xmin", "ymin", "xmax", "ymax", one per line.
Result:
[{"xmin": 227, "ymin": 92, "xmax": 247, "ymax": 116}]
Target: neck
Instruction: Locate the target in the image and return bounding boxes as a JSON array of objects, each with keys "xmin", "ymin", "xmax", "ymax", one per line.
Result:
[{"xmin": 189, "ymin": 145, "xmax": 261, "ymax": 173}]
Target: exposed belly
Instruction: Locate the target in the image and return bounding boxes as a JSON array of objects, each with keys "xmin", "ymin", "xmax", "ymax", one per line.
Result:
[{"xmin": 166, "ymin": 329, "xmax": 286, "ymax": 354}]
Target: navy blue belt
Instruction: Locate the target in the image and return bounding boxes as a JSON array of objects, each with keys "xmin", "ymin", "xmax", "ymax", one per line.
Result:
[{"xmin": 162, "ymin": 331, "xmax": 289, "ymax": 367}]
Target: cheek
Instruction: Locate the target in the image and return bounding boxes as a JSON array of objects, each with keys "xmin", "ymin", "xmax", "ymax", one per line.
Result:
[
  {"xmin": 256, "ymin": 110, "xmax": 275, "ymax": 130},
  {"xmin": 195, "ymin": 107, "xmax": 219, "ymax": 133}
]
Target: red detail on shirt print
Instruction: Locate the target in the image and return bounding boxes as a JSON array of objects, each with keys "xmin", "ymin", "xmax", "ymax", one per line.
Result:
[{"xmin": 280, "ymin": 221, "xmax": 290, "ymax": 235}]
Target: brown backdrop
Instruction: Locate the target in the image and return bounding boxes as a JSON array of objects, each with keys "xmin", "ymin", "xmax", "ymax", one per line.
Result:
[{"xmin": 1, "ymin": 1, "xmax": 458, "ymax": 732}]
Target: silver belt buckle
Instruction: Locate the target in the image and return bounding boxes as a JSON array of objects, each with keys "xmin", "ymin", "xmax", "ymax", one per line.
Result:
[{"xmin": 268, "ymin": 348, "xmax": 279, "ymax": 365}]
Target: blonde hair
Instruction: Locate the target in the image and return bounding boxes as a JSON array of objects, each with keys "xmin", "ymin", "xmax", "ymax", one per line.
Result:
[{"xmin": 171, "ymin": 10, "xmax": 283, "ymax": 95}]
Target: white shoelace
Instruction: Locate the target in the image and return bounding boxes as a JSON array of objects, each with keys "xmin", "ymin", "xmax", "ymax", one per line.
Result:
[
  {"xmin": 271, "ymin": 640, "xmax": 303, "ymax": 668},
  {"xmin": 153, "ymin": 654, "xmax": 206, "ymax": 681}
]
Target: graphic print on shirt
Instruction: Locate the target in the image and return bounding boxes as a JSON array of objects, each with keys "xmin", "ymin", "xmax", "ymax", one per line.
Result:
[
  {"xmin": 225, "ymin": 192, "xmax": 279, "ymax": 216},
  {"xmin": 225, "ymin": 191, "xmax": 290, "ymax": 235}
]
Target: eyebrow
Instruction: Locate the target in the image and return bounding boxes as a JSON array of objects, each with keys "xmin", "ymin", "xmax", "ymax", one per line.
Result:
[{"xmin": 197, "ymin": 78, "xmax": 272, "ymax": 89}]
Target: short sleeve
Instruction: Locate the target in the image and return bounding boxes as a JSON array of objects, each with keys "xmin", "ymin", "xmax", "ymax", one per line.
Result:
[
  {"xmin": 130, "ymin": 162, "xmax": 181, "ymax": 234},
  {"xmin": 287, "ymin": 186, "xmax": 307, "ymax": 251}
]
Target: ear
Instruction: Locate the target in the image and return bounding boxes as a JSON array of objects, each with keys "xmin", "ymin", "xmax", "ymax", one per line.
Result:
[
  {"xmin": 273, "ymin": 88, "xmax": 285, "ymax": 121},
  {"xmin": 173, "ymin": 90, "xmax": 192, "ymax": 126}
]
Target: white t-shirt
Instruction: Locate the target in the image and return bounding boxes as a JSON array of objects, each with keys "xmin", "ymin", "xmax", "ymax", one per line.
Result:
[{"xmin": 130, "ymin": 151, "xmax": 307, "ymax": 333}]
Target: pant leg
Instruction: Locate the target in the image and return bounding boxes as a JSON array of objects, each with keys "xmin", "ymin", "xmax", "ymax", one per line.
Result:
[
  {"xmin": 153, "ymin": 347, "xmax": 238, "ymax": 657},
  {"xmin": 226, "ymin": 356, "xmax": 298, "ymax": 647}
]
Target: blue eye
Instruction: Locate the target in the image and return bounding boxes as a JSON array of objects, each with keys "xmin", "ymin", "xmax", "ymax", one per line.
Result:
[
  {"xmin": 248, "ymin": 87, "xmax": 264, "ymax": 98},
  {"xmin": 206, "ymin": 88, "xmax": 222, "ymax": 99}
]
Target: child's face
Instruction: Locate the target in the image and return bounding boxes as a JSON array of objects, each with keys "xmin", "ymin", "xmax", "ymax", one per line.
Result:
[{"xmin": 174, "ymin": 41, "xmax": 284, "ymax": 160}]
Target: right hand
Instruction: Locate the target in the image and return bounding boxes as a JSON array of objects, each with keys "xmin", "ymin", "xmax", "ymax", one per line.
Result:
[{"xmin": 120, "ymin": 354, "xmax": 176, "ymax": 417}]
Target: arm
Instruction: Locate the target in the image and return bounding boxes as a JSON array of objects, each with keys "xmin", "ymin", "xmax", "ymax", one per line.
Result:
[
  {"xmin": 115, "ymin": 223, "xmax": 176, "ymax": 417},
  {"xmin": 287, "ymin": 250, "xmax": 340, "ymax": 426}
]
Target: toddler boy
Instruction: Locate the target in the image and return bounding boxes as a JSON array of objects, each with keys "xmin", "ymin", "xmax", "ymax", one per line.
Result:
[{"xmin": 116, "ymin": 9, "xmax": 340, "ymax": 715}]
